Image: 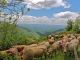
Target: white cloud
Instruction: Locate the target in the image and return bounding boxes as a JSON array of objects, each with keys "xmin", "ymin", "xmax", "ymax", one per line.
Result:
[
  {"xmin": 18, "ymin": 11, "xmax": 79, "ymax": 25},
  {"xmin": 30, "ymin": 0, "xmax": 45, "ymax": 4},
  {"xmin": 53, "ymin": 11, "xmax": 79, "ymax": 20},
  {"xmin": 5, "ymin": 0, "xmax": 70, "ymax": 9},
  {"xmin": 16, "ymin": 0, "xmax": 70, "ymax": 9},
  {"xmin": 1, "ymin": 11, "xmax": 79, "ymax": 25}
]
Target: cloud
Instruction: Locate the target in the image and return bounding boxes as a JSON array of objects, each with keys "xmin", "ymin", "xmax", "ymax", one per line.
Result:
[
  {"xmin": 18, "ymin": 11, "xmax": 79, "ymax": 25},
  {"xmin": 1, "ymin": 11, "xmax": 79, "ymax": 25},
  {"xmin": 18, "ymin": 15, "xmax": 51, "ymax": 24},
  {"xmin": 16, "ymin": 0, "xmax": 70, "ymax": 9},
  {"xmin": 53, "ymin": 11, "xmax": 79, "ymax": 20},
  {"xmin": 5, "ymin": 0, "xmax": 70, "ymax": 9}
]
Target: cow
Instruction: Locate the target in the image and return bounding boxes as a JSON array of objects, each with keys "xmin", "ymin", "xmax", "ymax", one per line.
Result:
[
  {"xmin": 62, "ymin": 39, "xmax": 79, "ymax": 57},
  {"xmin": 48, "ymin": 41, "xmax": 62, "ymax": 57},
  {"xmin": 22, "ymin": 45, "xmax": 47, "ymax": 60}
]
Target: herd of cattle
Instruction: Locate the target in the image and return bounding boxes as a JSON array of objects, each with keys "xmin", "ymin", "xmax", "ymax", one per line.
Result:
[{"xmin": 0, "ymin": 34, "xmax": 80, "ymax": 60}]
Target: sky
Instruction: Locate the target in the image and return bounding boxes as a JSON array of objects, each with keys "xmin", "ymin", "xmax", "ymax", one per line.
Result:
[{"xmin": 1, "ymin": 0, "xmax": 80, "ymax": 25}]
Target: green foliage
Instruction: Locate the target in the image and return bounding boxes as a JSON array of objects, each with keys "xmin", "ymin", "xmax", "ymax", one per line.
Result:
[
  {"xmin": 0, "ymin": 21, "xmax": 18, "ymax": 50},
  {"xmin": 65, "ymin": 16, "xmax": 80, "ymax": 34},
  {"xmin": 66, "ymin": 19, "xmax": 73, "ymax": 31},
  {"xmin": 0, "ymin": 53, "xmax": 20, "ymax": 60},
  {"xmin": 0, "ymin": 21, "xmax": 42, "ymax": 50},
  {"xmin": 56, "ymin": 30, "xmax": 72, "ymax": 35},
  {"xmin": 17, "ymin": 34, "xmax": 28, "ymax": 45},
  {"xmin": 76, "ymin": 16, "xmax": 80, "ymax": 24},
  {"xmin": 21, "ymin": 7, "xmax": 24, "ymax": 15},
  {"xmin": 72, "ymin": 16, "xmax": 80, "ymax": 33},
  {"xmin": 0, "ymin": 21, "xmax": 40, "ymax": 50},
  {"xmin": 38, "ymin": 35, "xmax": 48, "ymax": 42},
  {"xmin": 72, "ymin": 22, "xmax": 79, "ymax": 33},
  {"xmin": 27, "ymin": 8, "xmax": 30, "ymax": 11},
  {"xmin": 1, "ymin": 0, "xmax": 7, "ymax": 5}
]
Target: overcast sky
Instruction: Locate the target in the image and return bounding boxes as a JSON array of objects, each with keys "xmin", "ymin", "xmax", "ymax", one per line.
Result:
[{"xmin": 1, "ymin": 0, "xmax": 80, "ymax": 25}]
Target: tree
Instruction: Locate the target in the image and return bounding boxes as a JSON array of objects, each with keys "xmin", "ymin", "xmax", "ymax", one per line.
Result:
[
  {"xmin": 66, "ymin": 19, "xmax": 73, "ymax": 31},
  {"xmin": 76, "ymin": 16, "xmax": 80, "ymax": 28},
  {"xmin": 72, "ymin": 16, "xmax": 80, "ymax": 33},
  {"xmin": 0, "ymin": 0, "xmax": 30, "ymax": 50}
]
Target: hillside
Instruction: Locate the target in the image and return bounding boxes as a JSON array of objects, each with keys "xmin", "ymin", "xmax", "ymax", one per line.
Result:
[
  {"xmin": 18, "ymin": 24, "xmax": 66, "ymax": 35},
  {"xmin": 17, "ymin": 26, "xmax": 40, "ymax": 38}
]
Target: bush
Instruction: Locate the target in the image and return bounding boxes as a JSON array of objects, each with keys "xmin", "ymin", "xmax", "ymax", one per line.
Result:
[{"xmin": 0, "ymin": 53, "xmax": 21, "ymax": 60}]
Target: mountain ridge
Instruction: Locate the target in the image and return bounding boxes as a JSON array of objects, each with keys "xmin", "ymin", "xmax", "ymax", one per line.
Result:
[{"xmin": 18, "ymin": 24, "xmax": 66, "ymax": 36}]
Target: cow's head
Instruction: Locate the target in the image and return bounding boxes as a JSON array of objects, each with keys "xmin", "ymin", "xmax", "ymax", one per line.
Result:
[
  {"xmin": 62, "ymin": 42, "xmax": 71, "ymax": 53},
  {"xmin": 59, "ymin": 40, "xmax": 71, "ymax": 53},
  {"xmin": 63, "ymin": 45, "xmax": 67, "ymax": 53}
]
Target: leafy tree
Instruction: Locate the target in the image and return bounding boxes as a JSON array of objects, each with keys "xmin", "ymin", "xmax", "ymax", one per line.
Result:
[
  {"xmin": 76, "ymin": 16, "xmax": 80, "ymax": 28},
  {"xmin": 66, "ymin": 19, "xmax": 73, "ymax": 31},
  {"xmin": 72, "ymin": 16, "xmax": 80, "ymax": 33},
  {"xmin": 0, "ymin": 0, "xmax": 30, "ymax": 50},
  {"xmin": 72, "ymin": 23, "xmax": 79, "ymax": 33}
]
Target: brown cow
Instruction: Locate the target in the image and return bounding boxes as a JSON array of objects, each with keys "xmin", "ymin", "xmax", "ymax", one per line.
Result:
[
  {"xmin": 0, "ymin": 49, "xmax": 19, "ymax": 57},
  {"xmin": 77, "ymin": 36, "xmax": 80, "ymax": 43},
  {"xmin": 62, "ymin": 39, "xmax": 79, "ymax": 56},
  {"xmin": 48, "ymin": 37, "xmax": 55, "ymax": 45},
  {"xmin": 38, "ymin": 41, "xmax": 50, "ymax": 48},
  {"xmin": 0, "ymin": 50, "xmax": 12, "ymax": 55},
  {"xmin": 48, "ymin": 41, "xmax": 62, "ymax": 57},
  {"xmin": 22, "ymin": 45, "xmax": 47, "ymax": 60},
  {"xmin": 11, "ymin": 45, "xmax": 26, "ymax": 52}
]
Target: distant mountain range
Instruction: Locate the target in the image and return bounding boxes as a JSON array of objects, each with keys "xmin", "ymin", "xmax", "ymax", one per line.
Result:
[{"xmin": 18, "ymin": 24, "xmax": 66, "ymax": 37}]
